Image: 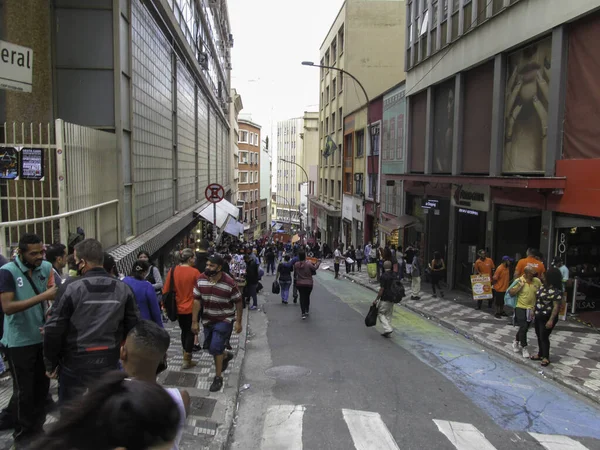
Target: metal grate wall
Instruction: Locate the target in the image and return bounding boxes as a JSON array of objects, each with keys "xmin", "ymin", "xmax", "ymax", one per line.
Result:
[
  {"xmin": 131, "ymin": 0, "xmax": 174, "ymax": 234},
  {"xmin": 209, "ymin": 106, "xmax": 217, "ymax": 184},
  {"xmin": 197, "ymin": 94, "xmax": 209, "ymax": 196},
  {"xmin": 176, "ymin": 61, "xmax": 196, "ymax": 210}
]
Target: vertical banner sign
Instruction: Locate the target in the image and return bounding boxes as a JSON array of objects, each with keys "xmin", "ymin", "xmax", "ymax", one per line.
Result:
[
  {"xmin": 470, "ymin": 274, "xmax": 493, "ymax": 300},
  {"xmin": 20, "ymin": 148, "xmax": 44, "ymax": 180},
  {"xmin": 0, "ymin": 40, "xmax": 33, "ymax": 93},
  {"xmin": 0, "ymin": 147, "xmax": 19, "ymax": 179}
]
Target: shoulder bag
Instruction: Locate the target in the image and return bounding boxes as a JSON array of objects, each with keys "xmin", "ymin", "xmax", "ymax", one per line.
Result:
[{"xmin": 163, "ymin": 267, "xmax": 178, "ymax": 321}]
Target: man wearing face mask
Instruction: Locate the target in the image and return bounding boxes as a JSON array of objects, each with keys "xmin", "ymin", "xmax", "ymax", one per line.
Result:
[
  {"xmin": 0, "ymin": 234, "xmax": 56, "ymax": 447},
  {"xmin": 192, "ymin": 255, "xmax": 243, "ymax": 392},
  {"xmin": 43, "ymin": 238, "xmax": 140, "ymax": 404}
]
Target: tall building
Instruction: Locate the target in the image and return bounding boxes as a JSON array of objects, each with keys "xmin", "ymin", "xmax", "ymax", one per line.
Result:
[
  {"xmin": 276, "ymin": 118, "xmax": 303, "ymax": 230},
  {"xmin": 230, "ymin": 89, "xmax": 244, "ymax": 206},
  {"xmin": 238, "ymin": 119, "xmax": 261, "ymax": 241},
  {"xmin": 310, "ymin": 0, "xmax": 406, "ymax": 248},
  {"xmin": 0, "ymin": 0, "xmax": 235, "ymax": 272},
  {"xmin": 400, "ymin": 0, "xmax": 600, "ymax": 295},
  {"xmin": 302, "ymin": 112, "xmax": 320, "ymax": 232},
  {"xmin": 260, "ymin": 136, "xmax": 273, "ymax": 232}
]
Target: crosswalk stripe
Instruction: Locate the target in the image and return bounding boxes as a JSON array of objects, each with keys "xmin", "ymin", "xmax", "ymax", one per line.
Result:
[
  {"xmin": 433, "ymin": 420, "xmax": 497, "ymax": 450},
  {"xmin": 342, "ymin": 408, "xmax": 400, "ymax": 450},
  {"xmin": 261, "ymin": 405, "xmax": 305, "ymax": 450},
  {"xmin": 529, "ymin": 433, "xmax": 589, "ymax": 450}
]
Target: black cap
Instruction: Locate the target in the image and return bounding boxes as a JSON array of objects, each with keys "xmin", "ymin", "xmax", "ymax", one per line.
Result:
[{"xmin": 208, "ymin": 254, "xmax": 224, "ymax": 267}]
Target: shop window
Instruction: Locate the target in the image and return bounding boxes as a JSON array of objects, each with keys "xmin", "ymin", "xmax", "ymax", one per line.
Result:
[
  {"xmin": 356, "ymin": 129, "xmax": 365, "ymax": 157},
  {"xmin": 409, "ymin": 91, "xmax": 427, "ymax": 172}
]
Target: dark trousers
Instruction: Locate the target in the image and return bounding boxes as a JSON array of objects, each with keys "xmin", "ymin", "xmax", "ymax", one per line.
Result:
[
  {"xmin": 58, "ymin": 364, "xmax": 116, "ymax": 405},
  {"xmin": 431, "ymin": 274, "xmax": 442, "ymax": 294},
  {"xmin": 514, "ymin": 307, "xmax": 531, "ymax": 348},
  {"xmin": 6, "ymin": 344, "xmax": 49, "ymax": 445},
  {"xmin": 297, "ymin": 286, "xmax": 313, "ymax": 315},
  {"xmin": 334, "ymin": 263, "xmax": 340, "ymax": 277},
  {"xmin": 266, "ymin": 260, "xmax": 275, "ymax": 274},
  {"xmin": 356, "ymin": 260, "xmax": 362, "ymax": 272},
  {"xmin": 178, "ymin": 314, "xmax": 195, "ymax": 353},
  {"xmin": 293, "ymin": 278, "xmax": 298, "ymax": 300},
  {"xmin": 534, "ymin": 316, "xmax": 558, "ymax": 359},
  {"xmin": 246, "ymin": 283, "xmax": 258, "ymax": 307}
]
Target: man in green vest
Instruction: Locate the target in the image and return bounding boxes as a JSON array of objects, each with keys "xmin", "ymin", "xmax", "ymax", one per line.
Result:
[{"xmin": 0, "ymin": 233, "xmax": 57, "ymax": 448}]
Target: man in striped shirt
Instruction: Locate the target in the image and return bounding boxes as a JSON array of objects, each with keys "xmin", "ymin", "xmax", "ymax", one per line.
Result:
[{"xmin": 192, "ymin": 255, "xmax": 243, "ymax": 392}]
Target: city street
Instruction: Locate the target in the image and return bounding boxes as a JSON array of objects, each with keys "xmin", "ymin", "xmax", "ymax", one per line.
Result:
[{"xmin": 230, "ymin": 269, "xmax": 600, "ymax": 450}]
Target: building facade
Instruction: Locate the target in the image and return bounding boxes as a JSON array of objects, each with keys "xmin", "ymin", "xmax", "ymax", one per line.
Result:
[
  {"xmin": 312, "ymin": 0, "xmax": 406, "ymax": 249},
  {"xmin": 260, "ymin": 134, "xmax": 273, "ymax": 231},
  {"xmin": 0, "ymin": 0, "xmax": 234, "ymax": 272},
  {"xmin": 229, "ymin": 89, "xmax": 244, "ymax": 206},
  {"xmin": 276, "ymin": 118, "xmax": 303, "ymax": 229},
  {"xmin": 302, "ymin": 111, "xmax": 320, "ymax": 234},
  {"xmin": 238, "ymin": 119, "xmax": 261, "ymax": 241},
  {"xmin": 402, "ymin": 0, "xmax": 600, "ymax": 301}
]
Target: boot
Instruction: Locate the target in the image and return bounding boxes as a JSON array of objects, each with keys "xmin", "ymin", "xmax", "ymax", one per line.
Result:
[{"xmin": 182, "ymin": 352, "xmax": 197, "ymax": 370}]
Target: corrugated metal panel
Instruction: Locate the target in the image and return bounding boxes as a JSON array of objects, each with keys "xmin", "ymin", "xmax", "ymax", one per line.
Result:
[
  {"xmin": 198, "ymin": 94, "xmax": 209, "ymax": 195},
  {"xmin": 217, "ymin": 119, "xmax": 223, "ymax": 185},
  {"xmin": 223, "ymin": 124, "xmax": 229, "ymax": 188},
  {"xmin": 131, "ymin": 0, "xmax": 174, "ymax": 234},
  {"xmin": 177, "ymin": 61, "xmax": 196, "ymax": 210},
  {"xmin": 209, "ymin": 106, "xmax": 217, "ymax": 184}
]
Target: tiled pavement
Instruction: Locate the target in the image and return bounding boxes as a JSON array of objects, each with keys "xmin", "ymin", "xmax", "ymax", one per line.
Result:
[
  {"xmin": 0, "ymin": 308, "xmax": 249, "ymax": 450},
  {"xmin": 323, "ymin": 260, "xmax": 600, "ymax": 404}
]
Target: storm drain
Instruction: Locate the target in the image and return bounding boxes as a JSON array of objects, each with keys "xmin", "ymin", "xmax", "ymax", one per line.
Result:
[
  {"xmin": 190, "ymin": 396, "xmax": 217, "ymax": 417},
  {"xmin": 264, "ymin": 365, "xmax": 312, "ymax": 380},
  {"xmin": 164, "ymin": 371, "xmax": 199, "ymax": 388}
]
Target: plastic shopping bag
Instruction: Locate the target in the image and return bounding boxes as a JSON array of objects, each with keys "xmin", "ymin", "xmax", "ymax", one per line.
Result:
[
  {"xmin": 367, "ymin": 263, "xmax": 378, "ymax": 279},
  {"xmin": 365, "ymin": 303, "xmax": 378, "ymax": 327}
]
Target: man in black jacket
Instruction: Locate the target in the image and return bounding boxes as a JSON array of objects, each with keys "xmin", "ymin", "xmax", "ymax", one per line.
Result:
[
  {"xmin": 245, "ymin": 252, "xmax": 260, "ymax": 310},
  {"xmin": 43, "ymin": 239, "xmax": 139, "ymax": 404}
]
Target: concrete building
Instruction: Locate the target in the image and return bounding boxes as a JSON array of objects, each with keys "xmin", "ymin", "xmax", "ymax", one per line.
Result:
[
  {"xmin": 260, "ymin": 135, "xmax": 273, "ymax": 231},
  {"xmin": 230, "ymin": 89, "xmax": 244, "ymax": 206},
  {"xmin": 311, "ymin": 0, "xmax": 406, "ymax": 248},
  {"xmin": 238, "ymin": 119, "xmax": 261, "ymax": 241},
  {"xmin": 276, "ymin": 118, "xmax": 303, "ymax": 229},
  {"xmin": 0, "ymin": 0, "xmax": 235, "ymax": 272},
  {"xmin": 400, "ymin": 0, "xmax": 600, "ymax": 299},
  {"xmin": 302, "ymin": 111, "xmax": 319, "ymax": 233}
]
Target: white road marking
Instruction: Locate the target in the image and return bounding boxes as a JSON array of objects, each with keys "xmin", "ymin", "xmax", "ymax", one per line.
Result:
[
  {"xmin": 342, "ymin": 408, "xmax": 400, "ymax": 450},
  {"xmin": 261, "ymin": 404, "xmax": 305, "ymax": 450},
  {"xmin": 529, "ymin": 433, "xmax": 589, "ymax": 450},
  {"xmin": 433, "ymin": 420, "xmax": 497, "ymax": 450}
]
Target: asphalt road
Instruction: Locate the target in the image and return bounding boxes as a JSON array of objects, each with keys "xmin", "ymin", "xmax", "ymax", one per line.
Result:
[{"xmin": 229, "ymin": 269, "xmax": 600, "ymax": 450}]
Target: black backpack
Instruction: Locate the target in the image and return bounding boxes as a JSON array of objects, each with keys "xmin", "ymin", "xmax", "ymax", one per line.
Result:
[{"xmin": 387, "ymin": 274, "xmax": 406, "ymax": 303}]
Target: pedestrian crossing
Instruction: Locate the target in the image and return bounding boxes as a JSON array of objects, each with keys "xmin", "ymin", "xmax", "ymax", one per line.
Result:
[{"xmin": 260, "ymin": 405, "xmax": 597, "ymax": 450}]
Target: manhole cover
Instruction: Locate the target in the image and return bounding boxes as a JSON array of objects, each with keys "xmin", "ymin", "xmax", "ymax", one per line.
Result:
[
  {"xmin": 190, "ymin": 397, "xmax": 217, "ymax": 417},
  {"xmin": 264, "ymin": 365, "xmax": 312, "ymax": 380},
  {"xmin": 164, "ymin": 371, "xmax": 199, "ymax": 388}
]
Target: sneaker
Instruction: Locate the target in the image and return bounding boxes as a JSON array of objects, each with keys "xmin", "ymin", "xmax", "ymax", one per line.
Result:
[
  {"xmin": 494, "ymin": 314, "xmax": 503, "ymax": 320},
  {"xmin": 512, "ymin": 341, "xmax": 521, "ymax": 353},
  {"xmin": 249, "ymin": 305, "xmax": 257, "ymax": 310},
  {"xmin": 381, "ymin": 331, "xmax": 392, "ymax": 338},
  {"xmin": 192, "ymin": 344, "xmax": 201, "ymax": 353},
  {"xmin": 302, "ymin": 314, "xmax": 307, "ymax": 320},
  {"xmin": 522, "ymin": 347, "xmax": 530, "ymax": 359},
  {"xmin": 222, "ymin": 352, "xmax": 234, "ymax": 372},
  {"xmin": 209, "ymin": 376, "xmax": 223, "ymax": 392}
]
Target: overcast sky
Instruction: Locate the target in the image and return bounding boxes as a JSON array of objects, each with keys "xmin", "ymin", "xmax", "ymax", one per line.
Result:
[{"xmin": 229, "ymin": 0, "xmax": 344, "ymax": 152}]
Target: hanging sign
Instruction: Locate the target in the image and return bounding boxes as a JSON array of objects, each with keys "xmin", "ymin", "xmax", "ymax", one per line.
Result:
[
  {"xmin": 0, "ymin": 147, "xmax": 18, "ymax": 179},
  {"xmin": 20, "ymin": 148, "xmax": 44, "ymax": 180}
]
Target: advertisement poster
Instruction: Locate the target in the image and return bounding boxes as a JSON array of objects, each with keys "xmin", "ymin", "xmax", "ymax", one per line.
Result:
[
  {"xmin": 0, "ymin": 147, "xmax": 19, "ymax": 179},
  {"xmin": 433, "ymin": 79, "xmax": 455, "ymax": 173},
  {"xmin": 20, "ymin": 148, "xmax": 44, "ymax": 180},
  {"xmin": 471, "ymin": 274, "xmax": 493, "ymax": 300},
  {"xmin": 503, "ymin": 37, "xmax": 552, "ymax": 173}
]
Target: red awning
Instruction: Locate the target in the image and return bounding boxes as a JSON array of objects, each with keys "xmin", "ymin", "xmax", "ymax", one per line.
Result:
[{"xmin": 397, "ymin": 174, "xmax": 566, "ymax": 190}]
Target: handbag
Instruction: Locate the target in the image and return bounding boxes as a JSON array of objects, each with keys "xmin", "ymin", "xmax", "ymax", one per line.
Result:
[
  {"xmin": 346, "ymin": 257, "xmax": 354, "ymax": 264},
  {"xmin": 504, "ymin": 279, "xmax": 520, "ymax": 308},
  {"xmin": 365, "ymin": 302, "xmax": 378, "ymax": 327},
  {"xmin": 272, "ymin": 280, "xmax": 280, "ymax": 294},
  {"xmin": 163, "ymin": 267, "xmax": 178, "ymax": 321}
]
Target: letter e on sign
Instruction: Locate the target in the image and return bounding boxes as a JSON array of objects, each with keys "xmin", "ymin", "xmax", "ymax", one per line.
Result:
[{"xmin": 0, "ymin": 40, "xmax": 33, "ymax": 93}]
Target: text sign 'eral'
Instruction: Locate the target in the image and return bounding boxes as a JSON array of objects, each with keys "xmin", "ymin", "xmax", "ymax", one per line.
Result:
[{"xmin": 0, "ymin": 40, "xmax": 33, "ymax": 93}]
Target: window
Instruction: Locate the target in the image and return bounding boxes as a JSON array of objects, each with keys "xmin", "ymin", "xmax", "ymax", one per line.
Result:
[
  {"xmin": 356, "ymin": 129, "xmax": 365, "ymax": 157},
  {"xmin": 323, "ymin": 178, "xmax": 327, "ymax": 196},
  {"xmin": 326, "ymin": 86, "xmax": 330, "ymax": 104},
  {"xmin": 332, "ymin": 112, "xmax": 336, "ymax": 133},
  {"xmin": 239, "ymin": 151, "xmax": 248, "ymax": 164},
  {"xmin": 240, "ymin": 171, "xmax": 248, "ymax": 183},
  {"xmin": 332, "ymin": 78, "xmax": 336, "ymax": 99},
  {"xmin": 320, "ymin": 58, "xmax": 325, "ymax": 78},
  {"xmin": 239, "ymin": 130, "xmax": 249, "ymax": 143},
  {"xmin": 355, "ymin": 174, "xmax": 364, "ymax": 196},
  {"xmin": 331, "ymin": 37, "xmax": 337, "ymax": 64},
  {"xmin": 389, "ymin": 117, "xmax": 396, "ymax": 161},
  {"xmin": 338, "ymin": 108, "xmax": 343, "ymax": 129},
  {"xmin": 330, "ymin": 180, "xmax": 334, "ymax": 198},
  {"xmin": 368, "ymin": 174, "xmax": 377, "ymax": 200},
  {"xmin": 338, "ymin": 25, "xmax": 344, "ymax": 53},
  {"xmin": 370, "ymin": 123, "xmax": 381, "ymax": 156},
  {"xmin": 339, "ymin": 74, "xmax": 343, "ymax": 94},
  {"xmin": 344, "ymin": 173, "xmax": 352, "ymax": 194},
  {"xmin": 337, "ymin": 181, "xmax": 341, "ymax": 201},
  {"xmin": 325, "ymin": 50, "xmax": 330, "ymax": 67},
  {"xmin": 325, "ymin": 117, "xmax": 329, "ymax": 135}
]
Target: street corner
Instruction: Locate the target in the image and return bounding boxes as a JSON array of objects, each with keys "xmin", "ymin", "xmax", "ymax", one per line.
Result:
[{"xmin": 159, "ymin": 308, "xmax": 250, "ymax": 450}]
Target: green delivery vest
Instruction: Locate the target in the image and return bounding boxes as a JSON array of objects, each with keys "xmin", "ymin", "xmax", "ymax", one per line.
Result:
[{"xmin": 0, "ymin": 257, "xmax": 52, "ymax": 348}]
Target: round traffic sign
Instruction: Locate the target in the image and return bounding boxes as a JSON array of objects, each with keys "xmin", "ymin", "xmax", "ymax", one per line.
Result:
[{"xmin": 205, "ymin": 183, "xmax": 225, "ymax": 203}]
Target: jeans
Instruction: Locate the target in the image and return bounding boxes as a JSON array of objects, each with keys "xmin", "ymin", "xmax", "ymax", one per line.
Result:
[
  {"xmin": 411, "ymin": 276, "xmax": 421, "ymax": 297},
  {"xmin": 203, "ymin": 321, "xmax": 234, "ymax": 356},
  {"xmin": 247, "ymin": 283, "xmax": 258, "ymax": 307},
  {"xmin": 293, "ymin": 279, "xmax": 298, "ymax": 300},
  {"xmin": 59, "ymin": 364, "xmax": 116, "ymax": 405},
  {"xmin": 297, "ymin": 285, "xmax": 313, "ymax": 315},
  {"xmin": 266, "ymin": 260, "xmax": 276, "ymax": 274},
  {"xmin": 514, "ymin": 307, "xmax": 531, "ymax": 348},
  {"xmin": 356, "ymin": 260, "xmax": 362, "ymax": 272},
  {"xmin": 534, "ymin": 315, "xmax": 558, "ymax": 359},
  {"xmin": 279, "ymin": 280, "xmax": 292, "ymax": 302},
  {"xmin": 377, "ymin": 300, "xmax": 394, "ymax": 333},
  {"xmin": 334, "ymin": 263, "xmax": 340, "ymax": 277},
  {"xmin": 431, "ymin": 273, "xmax": 442, "ymax": 295},
  {"xmin": 178, "ymin": 314, "xmax": 195, "ymax": 353},
  {"xmin": 6, "ymin": 344, "xmax": 49, "ymax": 445}
]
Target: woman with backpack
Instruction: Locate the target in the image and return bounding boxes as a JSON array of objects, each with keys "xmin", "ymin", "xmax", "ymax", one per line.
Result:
[{"xmin": 275, "ymin": 255, "xmax": 294, "ymax": 304}]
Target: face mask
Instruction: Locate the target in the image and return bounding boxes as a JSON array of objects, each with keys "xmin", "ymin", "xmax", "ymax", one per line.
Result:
[{"xmin": 205, "ymin": 269, "xmax": 219, "ymax": 277}]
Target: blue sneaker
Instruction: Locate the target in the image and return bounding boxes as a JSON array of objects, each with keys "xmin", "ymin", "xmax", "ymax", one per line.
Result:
[{"xmin": 250, "ymin": 305, "xmax": 257, "ymax": 310}]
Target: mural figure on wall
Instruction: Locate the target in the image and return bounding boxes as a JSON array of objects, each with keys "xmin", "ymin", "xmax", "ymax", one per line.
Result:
[
  {"xmin": 433, "ymin": 80, "xmax": 454, "ymax": 173},
  {"xmin": 504, "ymin": 38, "xmax": 551, "ymax": 173}
]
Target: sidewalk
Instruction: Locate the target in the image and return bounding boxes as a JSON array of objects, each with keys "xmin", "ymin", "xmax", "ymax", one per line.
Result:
[
  {"xmin": 323, "ymin": 260, "xmax": 600, "ymax": 404},
  {"xmin": 0, "ymin": 308, "xmax": 249, "ymax": 450}
]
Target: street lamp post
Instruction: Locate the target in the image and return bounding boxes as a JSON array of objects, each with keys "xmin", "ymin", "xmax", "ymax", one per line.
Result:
[
  {"xmin": 279, "ymin": 157, "xmax": 309, "ymax": 232},
  {"xmin": 301, "ymin": 61, "xmax": 378, "ymax": 245}
]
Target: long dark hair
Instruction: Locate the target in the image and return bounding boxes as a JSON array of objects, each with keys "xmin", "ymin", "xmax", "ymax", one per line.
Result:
[
  {"xmin": 130, "ymin": 259, "xmax": 150, "ymax": 281},
  {"xmin": 545, "ymin": 267, "xmax": 563, "ymax": 291},
  {"xmin": 30, "ymin": 371, "xmax": 180, "ymax": 450}
]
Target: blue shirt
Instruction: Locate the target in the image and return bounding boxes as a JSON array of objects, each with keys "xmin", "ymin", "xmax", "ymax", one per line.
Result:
[{"xmin": 122, "ymin": 277, "xmax": 163, "ymax": 328}]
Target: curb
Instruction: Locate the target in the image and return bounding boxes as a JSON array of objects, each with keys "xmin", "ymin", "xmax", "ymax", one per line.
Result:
[
  {"xmin": 210, "ymin": 306, "xmax": 251, "ymax": 450},
  {"xmin": 327, "ymin": 267, "xmax": 600, "ymax": 405}
]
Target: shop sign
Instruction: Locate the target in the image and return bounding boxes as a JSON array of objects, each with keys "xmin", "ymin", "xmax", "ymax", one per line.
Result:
[
  {"xmin": 470, "ymin": 274, "xmax": 493, "ymax": 300},
  {"xmin": 452, "ymin": 184, "xmax": 490, "ymax": 212},
  {"xmin": 0, "ymin": 40, "xmax": 33, "ymax": 93},
  {"xmin": 342, "ymin": 194, "xmax": 353, "ymax": 221}
]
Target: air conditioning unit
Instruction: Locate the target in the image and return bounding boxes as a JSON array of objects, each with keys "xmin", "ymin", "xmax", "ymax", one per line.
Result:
[{"xmin": 354, "ymin": 173, "xmax": 363, "ymax": 181}]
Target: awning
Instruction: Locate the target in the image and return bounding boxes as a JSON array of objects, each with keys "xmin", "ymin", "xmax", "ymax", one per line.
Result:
[
  {"xmin": 379, "ymin": 215, "xmax": 420, "ymax": 234},
  {"xmin": 398, "ymin": 174, "xmax": 566, "ymax": 190},
  {"xmin": 223, "ymin": 216, "xmax": 244, "ymax": 236},
  {"xmin": 195, "ymin": 199, "xmax": 239, "ymax": 229}
]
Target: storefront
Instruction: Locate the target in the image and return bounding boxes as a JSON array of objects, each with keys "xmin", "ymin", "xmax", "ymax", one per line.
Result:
[
  {"xmin": 494, "ymin": 205, "xmax": 542, "ymax": 261},
  {"xmin": 352, "ymin": 197, "xmax": 364, "ymax": 248}
]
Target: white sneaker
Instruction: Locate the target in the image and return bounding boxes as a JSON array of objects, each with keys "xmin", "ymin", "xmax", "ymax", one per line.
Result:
[
  {"xmin": 522, "ymin": 347, "xmax": 530, "ymax": 359},
  {"xmin": 512, "ymin": 341, "xmax": 520, "ymax": 353}
]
